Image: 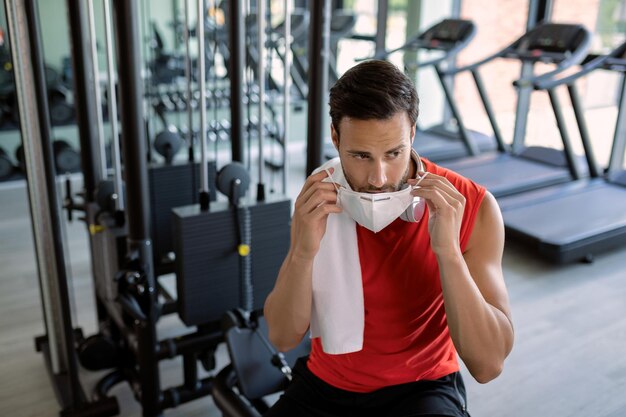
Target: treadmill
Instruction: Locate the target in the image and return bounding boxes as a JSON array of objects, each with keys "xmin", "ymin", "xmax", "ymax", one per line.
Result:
[
  {"xmin": 498, "ymin": 41, "xmax": 626, "ymax": 263},
  {"xmin": 439, "ymin": 23, "xmax": 592, "ymax": 198},
  {"xmin": 386, "ymin": 19, "xmax": 498, "ymax": 161},
  {"xmin": 325, "ymin": 19, "xmax": 496, "ymax": 161}
]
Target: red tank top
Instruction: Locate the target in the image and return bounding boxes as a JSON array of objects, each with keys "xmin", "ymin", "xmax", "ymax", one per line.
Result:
[{"xmin": 307, "ymin": 158, "xmax": 486, "ymax": 392}]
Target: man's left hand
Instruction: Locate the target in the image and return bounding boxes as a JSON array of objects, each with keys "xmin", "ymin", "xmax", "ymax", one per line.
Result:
[{"xmin": 407, "ymin": 172, "xmax": 466, "ymax": 256}]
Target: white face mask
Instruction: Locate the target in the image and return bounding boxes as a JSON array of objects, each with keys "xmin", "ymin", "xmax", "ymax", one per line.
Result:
[{"xmin": 326, "ymin": 169, "xmax": 428, "ymax": 233}]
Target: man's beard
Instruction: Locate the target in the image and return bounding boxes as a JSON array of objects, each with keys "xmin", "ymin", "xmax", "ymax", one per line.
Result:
[{"xmin": 342, "ymin": 161, "xmax": 411, "ymax": 193}]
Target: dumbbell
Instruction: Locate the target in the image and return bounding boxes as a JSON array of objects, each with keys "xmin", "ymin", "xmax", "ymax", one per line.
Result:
[
  {"xmin": 159, "ymin": 92, "xmax": 177, "ymax": 112},
  {"xmin": 48, "ymin": 90, "xmax": 74, "ymax": 126},
  {"xmin": 16, "ymin": 140, "xmax": 81, "ymax": 174},
  {"xmin": 169, "ymin": 91, "xmax": 185, "ymax": 112},
  {"xmin": 180, "ymin": 90, "xmax": 198, "ymax": 111},
  {"xmin": 0, "ymin": 146, "xmax": 15, "ymax": 180},
  {"xmin": 53, "ymin": 140, "xmax": 81, "ymax": 173}
]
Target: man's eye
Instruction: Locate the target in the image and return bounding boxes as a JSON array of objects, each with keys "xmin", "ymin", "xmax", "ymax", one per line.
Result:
[{"xmin": 354, "ymin": 153, "xmax": 369, "ymax": 159}]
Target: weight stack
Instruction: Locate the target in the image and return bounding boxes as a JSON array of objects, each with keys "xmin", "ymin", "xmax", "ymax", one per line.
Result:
[
  {"xmin": 173, "ymin": 196, "xmax": 291, "ymax": 327},
  {"xmin": 148, "ymin": 161, "xmax": 217, "ymax": 276}
]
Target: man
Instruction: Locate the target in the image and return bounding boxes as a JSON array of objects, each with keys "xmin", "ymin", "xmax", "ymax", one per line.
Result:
[{"xmin": 264, "ymin": 60, "xmax": 513, "ymax": 416}]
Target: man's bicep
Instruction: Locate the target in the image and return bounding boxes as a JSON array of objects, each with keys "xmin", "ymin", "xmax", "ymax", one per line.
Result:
[{"xmin": 463, "ymin": 191, "xmax": 511, "ymax": 320}]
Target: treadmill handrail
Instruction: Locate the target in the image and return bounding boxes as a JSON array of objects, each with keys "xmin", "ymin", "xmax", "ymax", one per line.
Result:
[
  {"xmin": 360, "ymin": 19, "xmax": 476, "ymax": 62},
  {"xmin": 440, "ymin": 48, "xmax": 505, "ymax": 75},
  {"xmin": 533, "ymin": 41, "xmax": 626, "ymax": 90},
  {"xmin": 405, "ymin": 52, "xmax": 457, "ymax": 68},
  {"xmin": 512, "ymin": 28, "xmax": 593, "ymax": 88}
]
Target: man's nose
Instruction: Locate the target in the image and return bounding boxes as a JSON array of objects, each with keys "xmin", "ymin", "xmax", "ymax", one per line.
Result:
[{"xmin": 368, "ymin": 161, "xmax": 387, "ymax": 188}]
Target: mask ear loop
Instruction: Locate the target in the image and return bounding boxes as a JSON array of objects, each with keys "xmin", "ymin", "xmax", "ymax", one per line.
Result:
[
  {"xmin": 324, "ymin": 168, "xmax": 341, "ymax": 192},
  {"xmin": 413, "ymin": 171, "xmax": 429, "ymax": 188}
]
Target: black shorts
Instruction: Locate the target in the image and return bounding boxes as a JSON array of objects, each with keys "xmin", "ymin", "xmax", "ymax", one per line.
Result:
[{"xmin": 264, "ymin": 357, "xmax": 470, "ymax": 417}]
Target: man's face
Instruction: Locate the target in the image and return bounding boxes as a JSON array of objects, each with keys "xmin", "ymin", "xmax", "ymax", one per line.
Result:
[{"xmin": 331, "ymin": 112, "xmax": 416, "ymax": 193}]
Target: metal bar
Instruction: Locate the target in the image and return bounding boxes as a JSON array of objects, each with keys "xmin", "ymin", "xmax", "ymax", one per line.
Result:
[
  {"xmin": 103, "ymin": 0, "xmax": 124, "ymax": 211},
  {"xmin": 229, "ymin": 0, "xmax": 245, "ymax": 163},
  {"xmin": 198, "ymin": 0, "xmax": 210, "ymax": 211},
  {"xmin": 435, "ymin": 67, "xmax": 478, "ymax": 156},
  {"xmin": 157, "ymin": 329, "xmax": 223, "ymax": 360},
  {"xmin": 375, "ymin": 0, "xmax": 388, "ymax": 57},
  {"xmin": 183, "ymin": 354, "xmax": 199, "ymax": 390},
  {"xmin": 306, "ymin": 0, "xmax": 331, "ymax": 176},
  {"xmin": 519, "ymin": 0, "xmax": 549, "ymax": 157},
  {"xmin": 283, "ymin": 0, "xmax": 292, "ymax": 195},
  {"xmin": 608, "ymin": 73, "xmax": 626, "ymax": 175},
  {"xmin": 403, "ymin": 0, "xmax": 420, "ymax": 85},
  {"xmin": 528, "ymin": 0, "xmax": 553, "ymax": 27},
  {"xmin": 110, "ymin": 2, "xmax": 161, "ymax": 416},
  {"xmin": 568, "ymin": 83, "xmax": 600, "ymax": 178},
  {"xmin": 441, "ymin": 0, "xmax": 462, "ymax": 125},
  {"xmin": 160, "ymin": 376, "xmax": 213, "ymax": 410},
  {"xmin": 546, "ymin": 88, "xmax": 580, "ymax": 180},
  {"xmin": 87, "ymin": 0, "xmax": 107, "ymax": 179},
  {"xmin": 527, "ymin": 0, "xmax": 539, "ymax": 30},
  {"xmin": 257, "ymin": 0, "xmax": 267, "ymax": 200},
  {"xmin": 112, "ymin": 0, "xmax": 151, "ymax": 244},
  {"xmin": 526, "ymin": 0, "xmax": 553, "ymax": 30},
  {"xmin": 511, "ymin": 64, "xmax": 534, "ymax": 153},
  {"xmin": 66, "ymin": 0, "xmax": 104, "ymax": 202},
  {"xmin": 6, "ymin": 0, "xmax": 80, "ymax": 405},
  {"xmin": 471, "ymin": 69, "xmax": 507, "ymax": 152},
  {"xmin": 212, "ymin": 366, "xmax": 261, "ymax": 417},
  {"xmin": 184, "ymin": 0, "xmax": 194, "ymax": 163}
]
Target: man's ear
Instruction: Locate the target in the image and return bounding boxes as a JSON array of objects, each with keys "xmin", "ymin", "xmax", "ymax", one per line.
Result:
[
  {"xmin": 410, "ymin": 124, "xmax": 416, "ymax": 146},
  {"xmin": 331, "ymin": 123, "xmax": 340, "ymax": 151}
]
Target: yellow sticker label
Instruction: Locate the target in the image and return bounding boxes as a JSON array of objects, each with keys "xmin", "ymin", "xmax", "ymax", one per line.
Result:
[
  {"xmin": 89, "ymin": 224, "xmax": 104, "ymax": 235},
  {"xmin": 238, "ymin": 244, "xmax": 250, "ymax": 257}
]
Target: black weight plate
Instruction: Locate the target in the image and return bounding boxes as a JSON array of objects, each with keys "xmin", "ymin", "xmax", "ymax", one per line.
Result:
[{"xmin": 216, "ymin": 162, "xmax": 251, "ymax": 201}]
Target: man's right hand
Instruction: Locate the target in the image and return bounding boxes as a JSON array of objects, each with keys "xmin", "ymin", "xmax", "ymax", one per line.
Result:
[{"xmin": 290, "ymin": 168, "xmax": 342, "ymax": 260}]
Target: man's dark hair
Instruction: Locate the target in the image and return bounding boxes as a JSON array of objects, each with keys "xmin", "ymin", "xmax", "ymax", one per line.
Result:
[{"xmin": 329, "ymin": 60, "xmax": 419, "ymax": 135}]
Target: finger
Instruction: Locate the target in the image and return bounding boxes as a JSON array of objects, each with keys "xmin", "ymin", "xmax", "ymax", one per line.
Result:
[
  {"xmin": 299, "ymin": 190, "xmax": 339, "ymax": 214},
  {"xmin": 297, "ymin": 168, "xmax": 335, "ymax": 200},
  {"xmin": 411, "ymin": 181, "xmax": 462, "ymax": 205},
  {"xmin": 412, "ymin": 187, "xmax": 458, "ymax": 213},
  {"xmin": 296, "ymin": 182, "xmax": 339, "ymax": 209},
  {"xmin": 300, "ymin": 190, "xmax": 339, "ymax": 214},
  {"xmin": 409, "ymin": 176, "xmax": 464, "ymax": 203},
  {"xmin": 310, "ymin": 201, "xmax": 343, "ymax": 220},
  {"xmin": 410, "ymin": 172, "xmax": 460, "ymax": 196}
]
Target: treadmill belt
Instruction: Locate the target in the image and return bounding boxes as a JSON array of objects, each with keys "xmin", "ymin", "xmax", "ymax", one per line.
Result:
[
  {"xmin": 504, "ymin": 184, "xmax": 626, "ymax": 242},
  {"xmin": 502, "ymin": 183, "xmax": 626, "ymax": 262},
  {"xmin": 441, "ymin": 153, "xmax": 572, "ymax": 197}
]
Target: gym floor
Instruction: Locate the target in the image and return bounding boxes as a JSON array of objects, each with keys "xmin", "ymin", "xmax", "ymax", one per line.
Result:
[{"xmin": 1, "ymin": 138, "xmax": 626, "ymax": 417}]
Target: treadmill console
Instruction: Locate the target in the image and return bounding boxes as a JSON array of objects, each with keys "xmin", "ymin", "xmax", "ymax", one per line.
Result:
[
  {"xmin": 510, "ymin": 23, "xmax": 587, "ymax": 62},
  {"xmin": 418, "ymin": 19, "xmax": 474, "ymax": 50}
]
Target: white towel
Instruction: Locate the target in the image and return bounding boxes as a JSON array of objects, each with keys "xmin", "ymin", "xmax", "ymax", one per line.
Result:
[{"xmin": 310, "ymin": 157, "xmax": 365, "ymax": 354}]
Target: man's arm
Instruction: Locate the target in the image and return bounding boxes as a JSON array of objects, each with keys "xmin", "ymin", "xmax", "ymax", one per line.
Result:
[
  {"xmin": 264, "ymin": 169, "xmax": 342, "ymax": 352},
  {"xmin": 410, "ymin": 175, "xmax": 513, "ymax": 383},
  {"xmin": 437, "ymin": 191, "xmax": 513, "ymax": 383}
]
